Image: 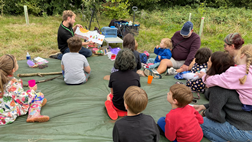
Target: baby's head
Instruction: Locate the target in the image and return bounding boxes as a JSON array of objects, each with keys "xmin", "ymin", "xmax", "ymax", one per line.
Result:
[
  {"xmin": 195, "ymin": 47, "xmax": 212, "ymax": 64},
  {"xmin": 160, "ymin": 38, "xmax": 172, "ymax": 49},
  {"xmin": 167, "ymin": 84, "xmax": 193, "ymax": 107},
  {"xmin": 124, "ymin": 86, "xmax": 148, "ymax": 114},
  {"xmin": 114, "ymin": 48, "xmax": 136, "ymax": 71},
  {"xmin": 67, "ymin": 36, "xmax": 82, "ymax": 52},
  {"xmin": 123, "ymin": 33, "xmax": 135, "ymax": 51}
]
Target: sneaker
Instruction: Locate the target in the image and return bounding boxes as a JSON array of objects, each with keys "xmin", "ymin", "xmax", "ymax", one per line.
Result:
[
  {"xmin": 49, "ymin": 52, "xmax": 61, "ymax": 59},
  {"xmin": 141, "ymin": 63, "xmax": 148, "ymax": 68},
  {"xmin": 165, "ymin": 67, "xmax": 177, "ymax": 75},
  {"xmin": 143, "ymin": 68, "xmax": 162, "ymax": 79}
]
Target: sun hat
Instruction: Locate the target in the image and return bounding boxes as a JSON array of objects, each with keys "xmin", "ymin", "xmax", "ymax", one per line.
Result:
[{"xmin": 180, "ymin": 21, "xmax": 193, "ymax": 36}]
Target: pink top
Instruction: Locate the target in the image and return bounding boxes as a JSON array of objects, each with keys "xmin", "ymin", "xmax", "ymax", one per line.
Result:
[{"xmin": 203, "ymin": 64, "xmax": 252, "ymax": 105}]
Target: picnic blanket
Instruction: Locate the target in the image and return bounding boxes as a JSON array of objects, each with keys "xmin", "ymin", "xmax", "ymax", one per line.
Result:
[{"xmin": 0, "ymin": 54, "xmax": 210, "ymax": 142}]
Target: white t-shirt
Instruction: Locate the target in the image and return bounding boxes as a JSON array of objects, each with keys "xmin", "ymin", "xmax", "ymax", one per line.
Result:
[{"xmin": 61, "ymin": 52, "xmax": 89, "ymax": 84}]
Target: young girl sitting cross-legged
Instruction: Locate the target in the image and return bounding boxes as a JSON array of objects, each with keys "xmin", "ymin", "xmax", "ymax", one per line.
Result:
[
  {"xmin": 0, "ymin": 54, "xmax": 49, "ymax": 125},
  {"xmin": 105, "ymin": 48, "xmax": 141, "ymax": 120}
]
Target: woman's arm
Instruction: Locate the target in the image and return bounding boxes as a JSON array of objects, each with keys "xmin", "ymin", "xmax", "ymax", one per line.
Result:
[
  {"xmin": 204, "ymin": 86, "xmax": 229, "ymax": 123},
  {"xmin": 203, "ymin": 67, "xmax": 237, "ymax": 89}
]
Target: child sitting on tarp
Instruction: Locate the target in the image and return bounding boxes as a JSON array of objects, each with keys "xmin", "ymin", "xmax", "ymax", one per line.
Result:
[
  {"xmin": 144, "ymin": 38, "xmax": 172, "ymax": 69},
  {"xmin": 111, "ymin": 33, "xmax": 141, "ymax": 73},
  {"xmin": 113, "ymin": 86, "xmax": 159, "ymax": 142},
  {"xmin": 157, "ymin": 84, "xmax": 203, "ymax": 142},
  {"xmin": 61, "ymin": 36, "xmax": 91, "ymax": 85},
  {"xmin": 105, "ymin": 49, "xmax": 141, "ymax": 120},
  {"xmin": 186, "ymin": 47, "xmax": 212, "ymax": 93},
  {"xmin": 0, "ymin": 54, "xmax": 49, "ymax": 125},
  {"xmin": 103, "ymin": 34, "xmax": 142, "ymax": 80}
]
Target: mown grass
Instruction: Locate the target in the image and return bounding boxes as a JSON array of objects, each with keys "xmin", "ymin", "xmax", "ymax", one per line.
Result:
[{"xmin": 1, "ymin": 6, "xmax": 252, "ymax": 60}]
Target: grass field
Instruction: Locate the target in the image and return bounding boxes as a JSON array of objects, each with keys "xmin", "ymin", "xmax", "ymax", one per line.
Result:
[{"xmin": 1, "ymin": 6, "xmax": 252, "ymax": 60}]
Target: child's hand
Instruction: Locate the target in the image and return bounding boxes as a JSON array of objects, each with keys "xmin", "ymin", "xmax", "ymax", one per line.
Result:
[
  {"xmin": 176, "ymin": 68, "xmax": 183, "ymax": 73},
  {"xmin": 158, "ymin": 55, "xmax": 161, "ymax": 60},
  {"xmin": 195, "ymin": 71, "xmax": 206, "ymax": 78},
  {"xmin": 29, "ymin": 84, "xmax": 37, "ymax": 91},
  {"xmin": 155, "ymin": 45, "xmax": 159, "ymax": 49},
  {"xmin": 193, "ymin": 105, "xmax": 206, "ymax": 112}
]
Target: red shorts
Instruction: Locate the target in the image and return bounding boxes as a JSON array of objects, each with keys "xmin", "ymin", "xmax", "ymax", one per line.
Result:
[{"xmin": 109, "ymin": 94, "xmax": 127, "ymax": 117}]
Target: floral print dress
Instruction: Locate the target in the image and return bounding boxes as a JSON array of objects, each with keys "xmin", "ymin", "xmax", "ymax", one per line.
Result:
[{"xmin": 0, "ymin": 77, "xmax": 43, "ymax": 125}]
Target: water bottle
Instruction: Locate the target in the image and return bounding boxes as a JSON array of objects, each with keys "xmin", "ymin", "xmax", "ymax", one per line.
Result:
[
  {"xmin": 129, "ymin": 21, "xmax": 133, "ymax": 25},
  {"xmin": 26, "ymin": 52, "xmax": 31, "ymax": 60}
]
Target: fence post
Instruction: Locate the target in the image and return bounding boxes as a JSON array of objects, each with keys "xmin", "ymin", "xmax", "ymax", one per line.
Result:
[
  {"xmin": 24, "ymin": 5, "xmax": 29, "ymax": 25},
  {"xmin": 189, "ymin": 13, "xmax": 191, "ymax": 21},
  {"xmin": 199, "ymin": 17, "xmax": 205, "ymax": 37}
]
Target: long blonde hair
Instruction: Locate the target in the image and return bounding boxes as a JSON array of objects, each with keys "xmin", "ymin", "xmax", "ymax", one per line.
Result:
[
  {"xmin": 239, "ymin": 44, "xmax": 252, "ymax": 84},
  {"xmin": 0, "ymin": 54, "xmax": 16, "ymax": 95}
]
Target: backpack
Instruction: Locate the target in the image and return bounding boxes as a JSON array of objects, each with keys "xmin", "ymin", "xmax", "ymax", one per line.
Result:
[{"xmin": 139, "ymin": 53, "xmax": 147, "ymax": 63}]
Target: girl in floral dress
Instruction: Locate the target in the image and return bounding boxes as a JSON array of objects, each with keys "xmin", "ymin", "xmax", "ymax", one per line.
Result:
[{"xmin": 0, "ymin": 54, "xmax": 49, "ymax": 125}]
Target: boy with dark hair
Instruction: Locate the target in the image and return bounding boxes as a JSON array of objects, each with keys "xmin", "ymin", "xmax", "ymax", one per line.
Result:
[
  {"xmin": 61, "ymin": 36, "xmax": 91, "ymax": 85},
  {"xmin": 113, "ymin": 86, "xmax": 159, "ymax": 142},
  {"xmin": 157, "ymin": 84, "xmax": 203, "ymax": 142}
]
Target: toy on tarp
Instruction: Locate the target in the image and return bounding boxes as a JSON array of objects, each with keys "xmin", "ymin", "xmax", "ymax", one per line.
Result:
[
  {"xmin": 92, "ymin": 48, "xmax": 104, "ymax": 55},
  {"xmin": 182, "ymin": 68, "xmax": 207, "ymax": 80},
  {"xmin": 105, "ymin": 47, "xmax": 121, "ymax": 61},
  {"xmin": 26, "ymin": 57, "xmax": 49, "ymax": 69},
  {"xmin": 109, "ymin": 46, "xmax": 121, "ymax": 55},
  {"xmin": 107, "ymin": 52, "xmax": 116, "ymax": 61}
]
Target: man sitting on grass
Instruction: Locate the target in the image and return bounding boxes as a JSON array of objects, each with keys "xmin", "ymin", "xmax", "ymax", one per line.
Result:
[{"xmin": 51, "ymin": 10, "xmax": 93, "ymax": 60}]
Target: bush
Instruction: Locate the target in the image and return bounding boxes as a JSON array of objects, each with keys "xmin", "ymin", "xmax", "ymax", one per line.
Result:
[{"xmin": 102, "ymin": 0, "xmax": 130, "ymax": 19}]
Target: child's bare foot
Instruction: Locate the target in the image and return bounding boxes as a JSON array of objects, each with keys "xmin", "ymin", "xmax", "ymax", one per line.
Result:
[
  {"xmin": 137, "ymin": 70, "xmax": 146, "ymax": 77},
  {"xmin": 26, "ymin": 115, "xmax": 49, "ymax": 123},
  {"xmin": 103, "ymin": 75, "xmax": 110, "ymax": 81}
]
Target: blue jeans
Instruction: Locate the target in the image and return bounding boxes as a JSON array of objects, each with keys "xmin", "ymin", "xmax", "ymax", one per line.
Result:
[
  {"xmin": 146, "ymin": 58, "xmax": 160, "ymax": 69},
  {"xmin": 57, "ymin": 47, "xmax": 92, "ymax": 60},
  {"xmin": 201, "ymin": 117, "xmax": 252, "ymax": 142},
  {"xmin": 157, "ymin": 117, "xmax": 177, "ymax": 142}
]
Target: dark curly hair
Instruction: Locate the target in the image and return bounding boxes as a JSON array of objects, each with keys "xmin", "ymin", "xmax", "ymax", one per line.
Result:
[
  {"xmin": 195, "ymin": 47, "xmax": 212, "ymax": 64},
  {"xmin": 204, "ymin": 51, "xmax": 234, "ymax": 81},
  {"xmin": 123, "ymin": 33, "xmax": 135, "ymax": 51},
  {"xmin": 114, "ymin": 48, "xmax": 136, "ymax": 71}
]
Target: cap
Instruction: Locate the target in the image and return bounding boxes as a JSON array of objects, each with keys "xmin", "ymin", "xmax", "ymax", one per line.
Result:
[{"xmin": 180, "ymin": 21, "xmax": 193, "ymax": 36}]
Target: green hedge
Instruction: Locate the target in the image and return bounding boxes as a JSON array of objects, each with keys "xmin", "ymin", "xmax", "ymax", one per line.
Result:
[{"xmin": 2, "ymin": 0, "xmax": 252, "ymax": 16}]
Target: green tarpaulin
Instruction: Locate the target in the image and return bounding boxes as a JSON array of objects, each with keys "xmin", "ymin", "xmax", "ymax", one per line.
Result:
[{"xmin": 0, "ymin": 54, "xmax": 210, "ymax": 142}]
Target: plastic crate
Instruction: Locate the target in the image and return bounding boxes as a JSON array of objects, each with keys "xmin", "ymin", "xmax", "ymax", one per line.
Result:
[{"xmin": 101, "ymin": 27, "xmax": 117, "ymax": 38}]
